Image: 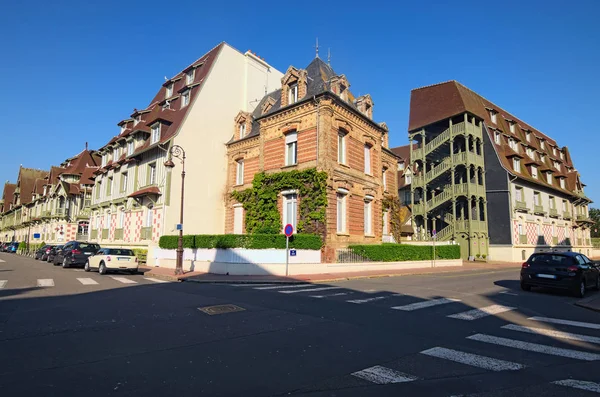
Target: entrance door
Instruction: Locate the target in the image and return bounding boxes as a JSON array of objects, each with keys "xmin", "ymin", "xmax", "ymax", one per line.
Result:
[{"xmin": 233, "ymin": 206, "xmax": 243, "ymax": 234}]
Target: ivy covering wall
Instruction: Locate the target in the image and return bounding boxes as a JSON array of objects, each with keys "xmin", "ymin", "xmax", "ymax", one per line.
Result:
[
  {"xmin": 382, "ymin": 195, "xmax": 403, "ymax": 242},
  {"xmin": 232, "ymin": 168, "xmax": 328, "ymax": 235}
]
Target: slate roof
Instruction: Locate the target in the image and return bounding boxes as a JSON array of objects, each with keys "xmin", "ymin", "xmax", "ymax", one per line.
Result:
[
  {"xmin": 408, "ymin": 81, "xmax": 588, "ymax": 200},
  {"xmin": 390, "ymin": 144, "xmax": 414, "ymax": 189},
  {"xmin": 16, "ymin": 167, "xmax": 48, "ymax": 206},
  {"xmin": 61, "ymin": 149, "xmax": 99, "ymax": 175},
  {"xmin": 1, "ymin": 183, "xmax": 16, "ymax": 213}
]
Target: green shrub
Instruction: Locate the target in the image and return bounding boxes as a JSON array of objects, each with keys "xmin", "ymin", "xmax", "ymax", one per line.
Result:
[
  {"xmin": 349, "ymin": 244, "xmax": 461, "ymax": 262},
  {"xmin": 133, "ymin": 249, "xmax": 148, "ymax": 263},
  {"xmin": 158, "ymin": 234, "xmax": 323, "ymax": 250}
]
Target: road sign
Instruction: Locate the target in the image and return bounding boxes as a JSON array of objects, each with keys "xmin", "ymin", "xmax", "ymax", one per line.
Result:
[
  {"xmin": 290, "ymin": 249, "xmax": 297, "ymax": 257},
  {"xmin": 284, "ymin": 224, "xmax": 294, "ymax": 237},
  {"xmin": 33, "ymin": 233, "xmax": 41, "ymax": 239},
  {"xmin": 176, "ymin": 224, "xmax": 183, "ymax": 231}
]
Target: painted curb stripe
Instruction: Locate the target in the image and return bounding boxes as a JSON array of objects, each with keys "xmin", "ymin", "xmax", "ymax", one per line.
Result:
[
  {"xmin": 351, "ymin": 365, "xmax": 418, "ymax": 384},
  {"xmin": 421, "ymin": 347, "xmax": 524, "ymax": 371}
]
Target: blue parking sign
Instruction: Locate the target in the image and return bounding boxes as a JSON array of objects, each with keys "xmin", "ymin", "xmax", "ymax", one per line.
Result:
[{"xmin": 290, "ymin": 249, "xmax": 297, "ymax": 257}]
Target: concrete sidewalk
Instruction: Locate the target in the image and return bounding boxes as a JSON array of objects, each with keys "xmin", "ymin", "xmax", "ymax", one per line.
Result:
[
  {"xmin": 140, "ymin": 261, "xmax": 521, "ymax": 283},
  {"xmin": 575, "ymin": 295, "xmax": 600, "ymax": 313}
]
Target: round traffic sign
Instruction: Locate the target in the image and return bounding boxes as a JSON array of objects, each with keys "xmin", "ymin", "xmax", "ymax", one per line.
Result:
[{"xmin": 284, "ymin": 224, "xmax": 294, "ymax": 237}]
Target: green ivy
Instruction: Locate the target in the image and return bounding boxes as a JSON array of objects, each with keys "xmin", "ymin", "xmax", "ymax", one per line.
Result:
[
  {"xmin": 382, "ymin": 195, "xmax": 403, "ymax": 243},
  {"xmin": 232, "ymin": 168, "xmax": 328, "ymax": 235}
]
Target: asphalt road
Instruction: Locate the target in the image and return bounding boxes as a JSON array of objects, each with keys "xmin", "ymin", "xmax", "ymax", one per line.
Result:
[{"xmin": 1, "ymin": 252, "xmax": 600, "ymax": 396}]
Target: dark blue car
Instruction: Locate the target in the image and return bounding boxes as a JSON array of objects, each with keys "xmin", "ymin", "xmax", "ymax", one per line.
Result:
[{"xmin": 7, "ymin": 242, "xmax": 19, "ymax": 253}]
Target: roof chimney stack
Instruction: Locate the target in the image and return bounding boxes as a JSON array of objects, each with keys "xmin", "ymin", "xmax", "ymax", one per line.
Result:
[{"xmin": 85, "ymin": 142, "xmax": 88, "ymax": 151}]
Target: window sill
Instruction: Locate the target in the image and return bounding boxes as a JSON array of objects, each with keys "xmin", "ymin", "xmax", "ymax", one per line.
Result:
[
  {"xmin": 336, "ymin": 233, "xmax": 350, "ymax": 237},
  {"xmin": 364, "ymin": 235, "xmax": 376, "ymax": 238},
  {"xmin": 282, "ymin": 164, "xmax": 298, "ymax": 169},
  {"xmin": 338, "ymin": 163, "xmax": 350, "ymax": 169}
]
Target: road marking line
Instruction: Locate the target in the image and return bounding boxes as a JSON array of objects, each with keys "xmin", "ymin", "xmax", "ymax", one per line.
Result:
[
  {"xmin": 503, "ymin": 324, "xmax": 600, "ymax": 345},
  {"xmin": 76, "ymin": 278, "xmax": 99, "ymax": 285},
  {"xmin": 72, "ymin": 269, "xmax": 84, "ymax": 272},
  {"xmin": 500, "ymin": 291, "xmax": 518, "ymax": 296},
  {"xmin": 0, "ymin": 259, "xmax": 5, "ymax": 263},
  {"xmin": 391, "ymin": 298, "xmax": 460, "ymax": 311},
  {"xmin": 109, "ymin": 276, "xmax": 137, "ymax": 284},
  {"xmin": 279, "ymin": 286, "xmax": 342, "ymax": 294},
  {"xmin": 553, "ymin": 379, "xmax": 600, "ymax": 393},
  {"xmin": 144, "ymin": 277, "xmax": 169, "ymax": 283},
  {"xmin": 310, "ymin": 292, "xmax": 353, "ymax": 299},
  {"xmin": 529, "ymin": 316, "xmax": 600, "ymax": 330},
  {"xmin": 0, "ymin": 280, "xmax": 7, "ymax": 289},
  {"xmin": 37, "ymin": 279, "xmax": 54, "ymax": 287},
  {"xmin": 351, "ymin": 365, "xmax": 418, "ymax": 384},
  {"xmin": 231, "ymin": 283, "xmax": 274, "ymax": 287},
  {"xmin": 420, "ymin": 347, "xmax": 524, "ymax": 371},
  {"xmin": 254, "ymin": 284, "xmax": 311, "ymax": 290},
  {"xmin": 467, "ymin": 334, "xmax": 600, "ymax": 361},
  {"xmin": 347, "ymin": 294, "xmax": 403, "ymax": 304},
  {"xmin": 448, "ymin": 304, "xmax": 515, "ymax": 321}
]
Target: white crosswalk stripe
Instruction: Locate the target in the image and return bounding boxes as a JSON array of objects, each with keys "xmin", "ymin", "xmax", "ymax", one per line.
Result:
[
  {"xmin": 0, "ymin": 259, "xmax": 5, "ymax": 263},
  {"xmin": 310, "ymin": 292, "xmax": 353, "ymax": 299},
  {"xmin": 421, "ymin": 347, "xmax": 524, "ymax": 371},
  {"xmin": 529, "ymin": 316, "xmax": 600, "ymax": 330},
  {"xmin": 448, "ymin": 305, "xmax": 515, "ymax": 321},
  {"xmin": 144, "ymin": 277, "xmax": 169, "ymax": 283},
  {"xmin": 347, "ymin": 294, "xmax": 403, "ymax": 304},
  {"xmin": 467, "ymin": 333, "xmax": 600, "ymax": 361},
  {"xmin": 502, "ymin": 324, "xmax": 600, "ymax": 345},
  {"xmin": 0, "ymin": 280, "xmax": 7, "ymax": 289},
  {"xmin": 109, "ymin": 276, "xmax": 137, "ymax": 284},
  {"xmin": 37, "ymin": 279, "xmax": 54, "ymax": 287},
  {"xmin": 76, "ymin": 278, "xmax": 99, "ymax": 285},
  {"xmin": 553, "ymin": 379, "xmax": 600, "ymax": 393},
  {"xmin": 351, "ymin": 365, "xmax": 418, "ymax": 384},
  {"xmin": 254, "ymin": 284, "xmax": 311, "ymax": 290},
  {"xmin": 231, "ymin": 283, "xmax": 274, "ymax": 287},
  {"xmin": 279, "ymin": 286, "xmax": 342, "ymax": 294},
  {"xmin": 391, "ymin": 298, "xmax": 460, "ymax": 311}
]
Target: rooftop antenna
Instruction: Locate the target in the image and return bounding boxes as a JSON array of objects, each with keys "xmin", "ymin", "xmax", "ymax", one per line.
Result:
[
  {"xmin": 327, "ymin": 48, "xmax": 331, "ymax": 66},
  {"xmin": 314, "ymin": 37, "xmax": 319, "ymax": 58}
]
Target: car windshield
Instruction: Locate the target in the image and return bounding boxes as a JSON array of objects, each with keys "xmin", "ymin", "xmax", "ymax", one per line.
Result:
[
  {"xmin": 78, "ymin": 243, "xmax": 100, "ymax": 252},
  {"xmin": 107, "ymin": 249, "xmax": 134, "ymax": 256},
  {"xmin": 529, "ymin": 254, "xmax": 576, "ymax": 266}
]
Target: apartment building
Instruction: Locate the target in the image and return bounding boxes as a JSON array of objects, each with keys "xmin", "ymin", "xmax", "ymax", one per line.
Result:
[
  {"xmin": 224, "ymin": 56, "xmax": 399, "ymax": 261},
  {"xmin": 88, "ymin": 42, "xmax": 284, "ymax": 251},
  {"xmin": 0, "ymin": 147, "xmax": 98, "ymax": 245},
  {"xmin": 408, "ymin": 80, "xmax": 593, "ymax": 261}
]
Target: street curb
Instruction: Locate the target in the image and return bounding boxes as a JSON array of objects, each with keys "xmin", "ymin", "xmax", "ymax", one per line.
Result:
[
  {"xmin": 574, "ymin": 296, "xmax": 600, "ymax": 313},
  {"xmin": 183, "ymin": 279, "xmax": 306, "ymax": 285},
  {"xmin": 144, "ymin": 272, "xmax": 183, "ymax": 282}
]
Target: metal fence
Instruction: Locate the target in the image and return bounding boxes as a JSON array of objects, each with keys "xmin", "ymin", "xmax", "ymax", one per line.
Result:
[{"xmin": 335, "ymin": 248, "xmax": 373, "ymax": 263}]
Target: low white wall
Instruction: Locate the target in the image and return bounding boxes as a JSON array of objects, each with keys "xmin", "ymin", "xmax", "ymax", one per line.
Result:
[{"xmin": 152, "ymin": 247, "xmax": 461, "ymax": 276}]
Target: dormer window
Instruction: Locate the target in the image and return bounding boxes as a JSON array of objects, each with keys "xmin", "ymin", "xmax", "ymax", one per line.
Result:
[
  {"xmin": 494, "ymin": 131, "xmax": 500, "ymax": 144},
  {"xmin": 162, "ymin": 100, "xmax": 170, "ymax": 110},
  {"xmin": 526, "ymin": 147, "xmax": 534, "ymax": 158},
  {"xmin": 181, "ymin": 90, "xmax": 190, "ymax": 108},
  {"xmin": 560, "ymin": 178, "xmax": 566, "ymax": 189},
  {"xmin": 113, "ymin": 147, "xmax": 119, "ymax": 160},
  {"xmin": 540, "ymin": 154, "xmax": 546, "ymax": 162},
  {"xmin": 151, "ymin": 123, "xmax": 161, "ymax": 144},
  {"xmin": 552, "ymin": 147, "xmax": 557, "ymax": 156},
  {"xmin": 526, "ymin": 131, "xmax": 531, "ymax": 142},
  {"xmin": 120, "ymin": 125, "xmax": 126, "ymax": 134},
  {"xmin": 508, "ymin": 138, "xmax": 517, "ymax": 151},
  {"xmin": 239, "ymin": 122, "xmax": 246, "ymax": 139},
  {"xmin": 509, "ymin": 123, "xmax": 515, "ymax": 133},
  {"xmin": 101, "ymin": 154, "xmax": 107, "ymax": 167},
  {"xmin": 531, "ymin": 165, "xmax": 538, "ymax": 179},
  {"xmin": 540, "ymin": 140, "xmax": 545, "ymax": 149},
  {"xmin": 134, "ymin": 115, "xmax": 141, "ymax": 126},
  {"xmin": 127, "ymin": 140, "xmax": 134, "ymax": 156},
  {"xmin": 186, "ymin": 69, "xmax": 195, "ymax": 85},
  {"xmin": 512, "ymin": 158, "xmax": 520, "ymax": 171},
  {"xmin": 288, "ymin": 83, "xmax": 298, "ymax": 105},
  {"xmin": 554, "ymin": 161, "xmax": 560, "ymax": 170},
  {"xmin": 490, "ymin": 110, "xmax": 497, "ymax": 124},
  {"xmin": 165, "ymin": 83, "xmax": 173, "ymax": 98},
  {"xmin": 546, "ymin": 172, "xmax": 552, "ymax": 184},
  {"xmin": 560, "ymin": 151, "xmax": 564, "ymax": 160}
]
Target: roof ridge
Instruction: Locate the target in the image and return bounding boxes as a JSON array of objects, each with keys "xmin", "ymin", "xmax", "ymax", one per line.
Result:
[{"xmin": 411, "ymin": 80, "xmax": 458, "ymax": 92}]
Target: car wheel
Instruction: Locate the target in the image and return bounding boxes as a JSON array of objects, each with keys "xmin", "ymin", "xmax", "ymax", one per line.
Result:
[
  {"xmin": 99, "ymin": 262, "xmax": 107, "ymax": 275},
  {"xmin": 62, "ymin": 258, "xmax": 69, "ymax": 269},
  {"xmin": 520, "ymin": 282, "xmax": 531, "ymax": 292},
  {"xmin": 53, "ymin": 259, "xmax": 60, "ymax": 266},
  {"xmin": 574, "ymin": 279, "xmax": 586, "ymax": 298},
  {"xmin": 84, "ymin": 260, "xmax": 91, "ymax": 272}
]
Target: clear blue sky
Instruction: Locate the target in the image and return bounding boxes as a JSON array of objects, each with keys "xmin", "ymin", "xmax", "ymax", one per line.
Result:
[{"xmin": 1, "ymin": 0, "xmax": 598, "ymax": 204}]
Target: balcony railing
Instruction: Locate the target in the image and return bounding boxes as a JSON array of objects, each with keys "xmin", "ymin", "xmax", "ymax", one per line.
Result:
[
  {"xmin": 140, "ymin": 227, "xmax": 152, "ymax": 240},
  {"xmin": 563, "ymin": 211, "xmax": 572, "ymax": 219},
  {"xmin": 114, "ymin": 228, "xmax": 124, "ymax": 240},
  {"xmin": 101, "ymin": 229, "xmax": 109, "ymax": 239},
  {"xmin": 576, "ymin": 214, "xmax": 590, "ymax": 221},
  {"xmin": 76, "ymin": 208, "xmax": 91, "ymax": 220},
  {"xmin": 515, "ymin": 201, "xmax": 528, "ymax": 212},
  {"xmin": 552, "ymin": 237, "xmax": 558, "ymax": 246},
  {"xmin": 55, "ymin": 208, "xmax": 65, "ymax": 216},
  {"xmin": 90, "ymin": 230, "xmax": 98, "ymax": 240},
  {"xmin": 533, "ymin": 204, "xmax": 546, "ymax": 215},
  {"xmin": 519, "ymin": 234, "xmax": 528, "ymax": 244},
  {"xmin": 76, "ymin": 233, "xmax": 88, "ymax": 241},
  {"xmin": 549, "ymin": 208, "xmax": 559, "ymax": 217}
]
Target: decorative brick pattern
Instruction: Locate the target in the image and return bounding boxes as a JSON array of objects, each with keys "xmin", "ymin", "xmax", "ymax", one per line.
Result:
[
  {"xmin": 152, "ymin": 208, "xmax": 161, "ymax": 242},
  {"xmin": 263, "ymin": 139, "xmax": 284, "ymax": 170},
  {"xmin": 124, "ymin": 212, "xmax": 132, "ymax": 242},
  {"xmin": 134, "ymin": 211, "xmax": 143, "ymax": 242},
  {"xmin": 110, "ymin": 214, "xmax": 117, "ymax": 240}
]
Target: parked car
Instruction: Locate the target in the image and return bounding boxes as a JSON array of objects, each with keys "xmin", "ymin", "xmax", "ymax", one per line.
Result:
[
  {"xmin": 85, "ymin": 248, "xmax": 138, "ymax": 275},
  {"xmin": 0, "ymin": 243, "xmax": 8, "ymax": 252},
  {"xmin": 35, "ymin": 245, "xmax": 55, "ymax": 261},
  {"xmin": 56, "ymin": 241, "xmax": 101, "ymax": 268},
  {"xmin": 48, "ymin": 245, "xmax": 64, "ymax": 264},
  {"xmin": 7, "ymin": 242, "xmax": 19, "ymax": 253},
  {"xmin": 521, "ymin": 251, "xmax": 600, "ymax": 297}
]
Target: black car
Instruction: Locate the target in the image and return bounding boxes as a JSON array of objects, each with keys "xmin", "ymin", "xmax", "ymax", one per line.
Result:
[
  {"xmin": 48, "ymin": 245, "xmax": 64, "ymax": 264},
  {"xmin": 35, "ymin": 245, "xmax": 55, "ymax": 261},
  {"xmin": 56, "ymin": 241, "xmax": 101, "ymax": 268},
  {"xmin": 521, "ymin": 251, "xmax": 600, "ymax": 297}
]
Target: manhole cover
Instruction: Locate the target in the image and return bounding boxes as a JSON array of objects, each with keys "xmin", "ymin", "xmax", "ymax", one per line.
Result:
[{"xmin": 197, "ymin": 304, "xmax": 245, "ymax": 315}]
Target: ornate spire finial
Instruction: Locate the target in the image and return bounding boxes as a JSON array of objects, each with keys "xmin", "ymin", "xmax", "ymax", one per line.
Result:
[
  {"xmin": 327, "ymin": 48, "xmax": 331, "ymax": 66},
  {"xmin": 315, "ymin": 37, "xmax": 319, "ymax": 58}
]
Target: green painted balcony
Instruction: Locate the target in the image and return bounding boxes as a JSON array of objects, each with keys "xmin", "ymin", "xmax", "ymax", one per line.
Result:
[
  {"xmin": 101, "ymin": 229, "xmax": 109, "ymax": 239},
  {"xmin": 552, "ymin": 237, "xmax": 558, "ymax": 245},
  {"xmin": 549, "ymin": 208, "xmax": 559, "ymax": 217},
  {"xmin": 90, "ymin": 230, "xmax": 98, "ymax": 240},
  {"xmin": 533, "ymin": 205, "xmax": 546, "ymax": 215},
  {"xmin": 140, "ymin": 227, "xmax": 152, "ymax": 240},
  {"xmin": 519, "ymin": 234, "xmax": 528, "ymax": 244},
  {"xmin": 563, "ymin": 211, "xmax": 572, "ymax": 219},
  {"xmin": 114, "ymin": 228, "xmax": 123, "ymax": 240},
  {"xmin": 576, "ymin": 214, "xmax": 590, "ymax": 221},
  {"xmin": 76, "ymin": 208, "xmax": 91, "ymax": 220},
  {"xmin": 41, "ymin": 211, "xmax": 52, "ymax": 218},
  {"xmin": 55, "ymin": 208, "xmax": 66, "ymax": 217},
  {"xmin": 515, "ymin": 201, "xmax": 529, "ymax": 212}
]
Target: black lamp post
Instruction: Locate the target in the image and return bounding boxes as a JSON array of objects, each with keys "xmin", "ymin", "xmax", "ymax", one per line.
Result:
[{"xmin": 164, "ymin": 145, "xmax": 186, "ymax": 276}]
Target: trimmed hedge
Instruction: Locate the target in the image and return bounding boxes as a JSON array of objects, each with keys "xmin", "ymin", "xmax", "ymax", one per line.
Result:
[
  {"xmin": 158, "ymin": 234, "xmax": 323, "ymax": 251},
  {"xmin": 349, "ymin": 244, "xmax": 461, "ymax": 262}
]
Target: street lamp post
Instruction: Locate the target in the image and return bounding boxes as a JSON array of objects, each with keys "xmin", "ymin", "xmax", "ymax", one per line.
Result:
[{"xmin": 164, "ymin": 145, "xmax": 186, "ymax": 276}]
